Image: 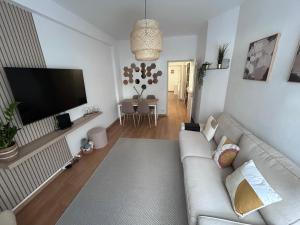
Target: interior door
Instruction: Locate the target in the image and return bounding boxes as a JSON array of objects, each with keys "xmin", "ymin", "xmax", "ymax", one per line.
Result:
[{"xmin": 186, "ymin": 59, "xmax": 197, "ymax": 122}]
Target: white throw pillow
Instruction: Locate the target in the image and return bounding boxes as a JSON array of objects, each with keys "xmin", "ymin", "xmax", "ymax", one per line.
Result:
[
  {"xmin": 202, "ymin": 115, "xmax": 218, "ymax": 141},
  {"xmin": 225, "ymin": 160, "xmax": 282, "ymax": 218},
  {"xmin": 214, "ymin": 136, "xmax": 240, "ymax": 168}
]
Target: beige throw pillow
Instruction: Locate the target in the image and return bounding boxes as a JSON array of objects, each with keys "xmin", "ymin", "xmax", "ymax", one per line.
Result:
[
  {"xmin": 202, "ymin": 115, "xmax": 218, "ymax": 141},
  {"xmin": 214, "ymin": 136, "xmax": 240, "ymax": 168},
  {"xmin": 225, "ymin": 160, "xmax": 282, "ymax": 218}
]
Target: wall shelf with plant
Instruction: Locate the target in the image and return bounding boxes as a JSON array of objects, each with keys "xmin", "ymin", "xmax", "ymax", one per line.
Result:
[
  {"xmin": 217, "ymin": 43, "xmax": 230, "ymax": 69},
  {"xmin": 207, "ymin": 67, "xmax": 229, "ymax": 70}
]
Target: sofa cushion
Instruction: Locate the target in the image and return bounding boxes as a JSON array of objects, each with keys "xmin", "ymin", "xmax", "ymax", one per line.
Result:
[
  {"xmin": 182, "ymin": 157, "xmax": 265, "ymax": 225},
  {"xmin": 226, "ymin": 160, "xmax": 281, "ymax": 218},
  {"xmin": 233, "ymin": 134, "xmax": 300, "ymax": 225},
  {"xmin": 179, "ymin": 130, "xmax": 216, "ymax": 161},
  {"xmin": 213, "ymin": 136, "xmax": 240, "ymax": 168},
  {"xmin": 214, "ymin": 113, "xmax": 250, "ymax": 145},
  {"xmin": 202, "ymin": 115, "xmax": 219, "ymax": 141},
  {"xmin": 198, "ymin": 216, "xmax": 254, "ymax": 225},
  {"xmin": 233, "ymin": 134, "xmax": 264, "ymax": 168}
]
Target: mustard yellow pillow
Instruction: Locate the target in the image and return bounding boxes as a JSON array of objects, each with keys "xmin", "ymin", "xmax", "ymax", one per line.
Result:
[
  {"xmin": 213, "ymin": 136, "xmax": 240, "ymax": 168},
  {"xmin": 225, "ymin": 160, "xmax": 282, "ymax": 217}
]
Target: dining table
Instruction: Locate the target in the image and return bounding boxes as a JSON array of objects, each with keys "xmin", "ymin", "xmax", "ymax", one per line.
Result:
[{"xmin": 117, "ymin": 98, "xmax": 159, "ymax": 126}]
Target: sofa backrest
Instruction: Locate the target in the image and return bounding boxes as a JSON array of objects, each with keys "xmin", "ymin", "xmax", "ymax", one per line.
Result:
[
  {"xmin": 234, "ymin": 133, "xmax": 300, "ymax": 225},
  {"xmin": 214, "ymin": 113, "xmax": 250, "ymax": 144}
]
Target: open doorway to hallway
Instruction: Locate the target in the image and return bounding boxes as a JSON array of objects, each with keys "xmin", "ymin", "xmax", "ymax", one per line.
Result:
[{"xmin": 167, "ymin": 60, "xmax": 196, "ymax": 122}]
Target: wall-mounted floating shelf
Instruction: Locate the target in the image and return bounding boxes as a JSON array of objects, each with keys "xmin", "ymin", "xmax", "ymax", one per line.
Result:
[
  {"xmin": 0, "ymin": 112, "xmax": 102, "ymax": 169},
  {"xmin": 207, "ymin": 67, "xmax": 229, "ymax": 70}
]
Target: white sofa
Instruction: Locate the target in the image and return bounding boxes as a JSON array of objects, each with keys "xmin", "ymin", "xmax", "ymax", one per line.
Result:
[{"xmin": 179, "ymin": 113, "xmax": 300, "ymax": 225}]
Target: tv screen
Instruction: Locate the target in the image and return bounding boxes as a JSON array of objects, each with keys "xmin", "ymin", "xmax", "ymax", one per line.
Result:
[{"xmin": 4, "ymin": 67, "xmax": 87, "ymax": 125}]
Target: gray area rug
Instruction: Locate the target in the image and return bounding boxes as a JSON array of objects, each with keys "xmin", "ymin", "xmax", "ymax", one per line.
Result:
[{"xmin": 56, "ymin": 138, "xmax": 188, "ymax": 225}]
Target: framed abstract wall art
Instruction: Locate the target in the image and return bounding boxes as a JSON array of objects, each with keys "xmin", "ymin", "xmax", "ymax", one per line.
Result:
[
  {"xmin": 243, "ymin": 33, "xmax": 280, "ymax": 81},
  {"xmin": 288, "ymin": 41, "xmax": 300, "ymax": 83}
]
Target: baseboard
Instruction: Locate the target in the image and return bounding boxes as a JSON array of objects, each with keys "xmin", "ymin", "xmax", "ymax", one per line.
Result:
[
  {"xmin": 107, "ymin": 118, "xmax": 119, "ymax": 130},
  {"xmin": 191, "ymin": 117, "xmax": 195, "ymax": 123},
  {"xmin": 13, "ymin": 168, "xmax": 63, "ymax": 213},
  {"xmin": 13, "ymin": 118, "xmax": 119, "ymax": 213},
  {"xmin": 116, "ymin": 115, "xmax": 166, "ymax": 119},
  {"xmin": 158, "ymin": 114, "xmax": 167, "ymax": 117}
]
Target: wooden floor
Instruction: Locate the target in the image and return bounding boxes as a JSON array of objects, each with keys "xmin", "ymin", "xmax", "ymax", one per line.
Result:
[{"xmin": 16, "ymin": 92, "xmax": 188, "ymax": 225}]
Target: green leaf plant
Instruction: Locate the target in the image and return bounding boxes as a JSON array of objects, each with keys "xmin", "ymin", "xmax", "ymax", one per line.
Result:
[
  {"xmin": 197, "ymin": 62, "xmax": 211, "ymax": 87},
  {"xmin": 218, "ymin": 43, "xmax": 229, "ymax": 65},
  {"xmin": 0, "ymin": 102, "xmax": 20, "ymax": 149}
]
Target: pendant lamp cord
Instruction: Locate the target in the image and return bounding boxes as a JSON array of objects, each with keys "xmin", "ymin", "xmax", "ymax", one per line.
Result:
[
  {"xmin": 144, "ymin": 0, "xmax": 147, "ymax": 19},
  {"xmin": 144, "ymin": 0, "xmax": 148, "ymax": 34}
]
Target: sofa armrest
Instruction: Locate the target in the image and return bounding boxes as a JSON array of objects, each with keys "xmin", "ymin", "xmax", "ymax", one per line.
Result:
[
  {"xmin": 198, "ymin": 216, "xmax": 253, "ymax": 225},
  {"xmin": 0, "ymin": 210, "xmax": 17, "ymax": 225},
  {"xmin": 180, "ymin": 122, "xmax": 205, "ymax": 131}
]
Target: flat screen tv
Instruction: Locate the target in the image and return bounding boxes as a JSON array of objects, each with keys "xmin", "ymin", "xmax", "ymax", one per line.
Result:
[{"xmin": 4, "ymin": 67, "xmax": 87, "ymax": 125}]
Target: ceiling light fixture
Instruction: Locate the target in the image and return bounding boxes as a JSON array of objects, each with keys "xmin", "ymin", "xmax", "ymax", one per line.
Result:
[{"xmin": 130, "ymin": 0, "xmax": 162, "ymax": 61}]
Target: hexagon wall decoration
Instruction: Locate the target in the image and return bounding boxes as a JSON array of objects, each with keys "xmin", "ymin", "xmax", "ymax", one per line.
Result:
[{"xmin": 122, "ymin": 62, "xmax": 162, "ymax": 97}]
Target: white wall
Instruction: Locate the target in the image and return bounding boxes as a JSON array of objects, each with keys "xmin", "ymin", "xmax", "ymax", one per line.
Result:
[
  {"xmin": 117, "ymin": 35, "xmax": 198, "ymax": 114},
  {"xmin": 111, "ymin": 46, "xmax": 123, "ymax": 102},
  {"xmin": 192, "ymin": 23, "xmax": 208, "ymax": 122},
  {"xmin": 11, "ymin": 0, "xmax": 121, "ymax": 155},
  {"xmin": 33, "ymin": 14, "xmax": 119, "ymax": 155},
  {"xmin": 204, "ymin": 7, "xmax": 239, "ymax": 68},
  {"xmin": 11, "ymin": 0, "xmax": 115, "ymax": 45},
  {"xmin": 193, "ymin": 7, "xmax": 240, "ymax": 123},
  {"xmin": 196, "ymin": 22, "xmax": 208, "ymax": 64},
  {"xmin": 179, "ymin": 64, "xmax": 187, "ymax": 100},
  {"xmin": 168, "ymin": 65, "xmax": 181, "ymax": 92},
  {"xmin": 225, "ymin": 0, "xmax": 300, "ymax": 165}
]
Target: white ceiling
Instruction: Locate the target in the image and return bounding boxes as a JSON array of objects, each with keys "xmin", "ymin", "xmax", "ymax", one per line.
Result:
[{"xmin": 53, "ymin": 0, "xmax": 244, "ymax": 40}]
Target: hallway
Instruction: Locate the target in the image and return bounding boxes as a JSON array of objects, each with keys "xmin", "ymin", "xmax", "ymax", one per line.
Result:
[{"xmin": 166, "ymin": 91, "xmax": 189, "ymax": 130}]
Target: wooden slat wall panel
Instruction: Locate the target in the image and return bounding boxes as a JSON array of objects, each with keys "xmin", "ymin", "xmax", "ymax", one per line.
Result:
[
  {"xmin": 0, "ymin": 1, "xmax": 73, "ymax": 211},
  {"xmin": 0, "ymin": 1, "xmax": 57, "ymax": 147},
  {"xmin": 0, "ymin": 138, "xmax": 72, "ymax": 211}
]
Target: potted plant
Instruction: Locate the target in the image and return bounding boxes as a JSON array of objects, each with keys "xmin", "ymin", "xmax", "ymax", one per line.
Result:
[
  {"xmin": 0, "ymin": 102, "xmax": 20, "ymax": 161},
  {"xmin": 217, "ymin": 43, "xmax": 229, "ymax": 69},
  {"xmin": 197, "ymin": 63, "xmax": 209, "ymax": 86},
  {"xmin": 133, "ymin": 85, "xmax": 146, "ymax": 99},
  {"xmin": 203, "ymin": 62, "xmax": 212, "ymax": 70}
]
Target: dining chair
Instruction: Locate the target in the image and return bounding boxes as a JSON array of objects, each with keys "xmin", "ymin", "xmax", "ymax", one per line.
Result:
[
  {"xmin": 132, "ymin": 95, "xmax": 139, "ymax": 111},
  {"xmin": 146, "ymin": 95, "xmax": 156, "ymax": 119},
  {"xmin": 146, "ymin": 95, "xmax": 156, "ymax": 100},
  {"xmin": 137, "ymin": 100, "xmax": 152, "ymax": 128},
  {"xmin": 121, "ymin": 101, "xmax": 136, "ymax": 127}
]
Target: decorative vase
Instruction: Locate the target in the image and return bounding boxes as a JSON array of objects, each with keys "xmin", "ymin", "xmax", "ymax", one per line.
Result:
[
  {"xmin": 217, "ymin": 63, "xmax": 222, "ymax": 69},
  {"xmin": 222, "ymin": 59, "xmax": 230, "ymax": 69},
  {"xmin": 0, "ymin": 143, "xmax": 18, "ymax": 161}
]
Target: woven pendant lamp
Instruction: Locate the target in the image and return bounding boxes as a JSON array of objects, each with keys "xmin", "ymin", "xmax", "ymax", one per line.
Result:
[{"xmin": 130, "ymin": 0, "xmax": 162, "ymax": 61}]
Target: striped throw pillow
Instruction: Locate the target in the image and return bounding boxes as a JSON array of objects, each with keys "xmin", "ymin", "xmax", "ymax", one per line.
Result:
[{"xmin": 213, "ymin": 136, "xmax": 240, "ymax": 168}]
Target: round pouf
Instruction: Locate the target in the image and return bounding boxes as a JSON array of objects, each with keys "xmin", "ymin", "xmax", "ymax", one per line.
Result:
[{"xmin": 87, "ymin": 127, "xmax": 108, "ymax": 149}]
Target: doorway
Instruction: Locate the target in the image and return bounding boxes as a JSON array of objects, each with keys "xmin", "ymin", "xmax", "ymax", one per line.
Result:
[{"xmin": 167, "ymin": 60, "xmax": 196, "ymax": 122}]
